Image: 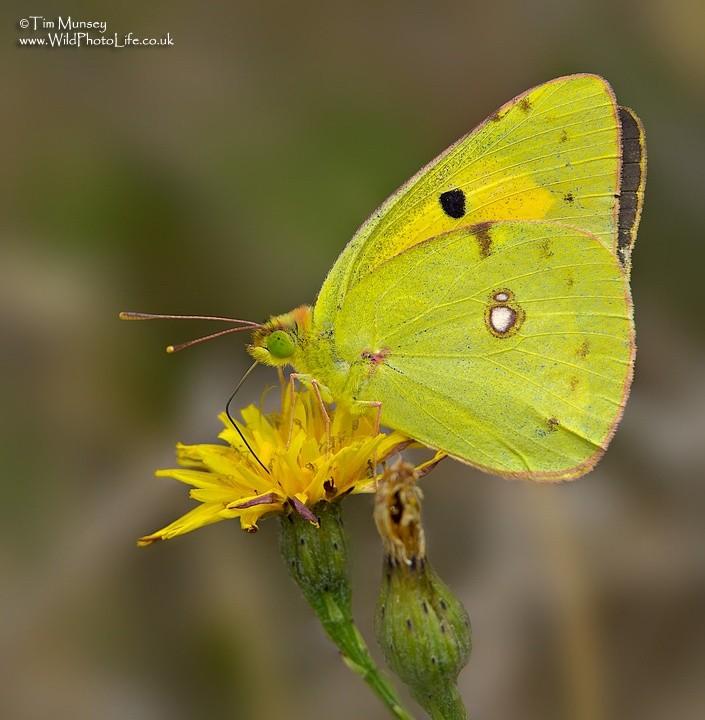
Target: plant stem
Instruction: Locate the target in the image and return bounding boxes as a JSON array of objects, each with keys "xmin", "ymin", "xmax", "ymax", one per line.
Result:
[
  {"xmin": 423, "ymin": 684, "xmax": 468, "ymax": 720},
  {"xmin": 316, "ymin": 590, "xmax": 414, "ymax": 719},
  {"xmin": 279, "ymin": 501, "xmax": 415, "ymax": 720}
]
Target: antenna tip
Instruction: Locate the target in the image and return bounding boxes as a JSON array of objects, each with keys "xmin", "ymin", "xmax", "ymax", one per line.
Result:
[{"xmin": 166, "ymin": 345, "xmax": 175, "ymax": 354}]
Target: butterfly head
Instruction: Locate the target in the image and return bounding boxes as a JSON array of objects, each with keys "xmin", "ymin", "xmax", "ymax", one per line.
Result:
[{"xmin": 247, "ymin": 305, "xmax": 312, "ymax": 367}]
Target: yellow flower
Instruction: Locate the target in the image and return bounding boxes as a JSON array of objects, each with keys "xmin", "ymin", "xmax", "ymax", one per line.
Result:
[{"xmin": 138, "ymin": 386, "xmax": 433, "ymax": 545}]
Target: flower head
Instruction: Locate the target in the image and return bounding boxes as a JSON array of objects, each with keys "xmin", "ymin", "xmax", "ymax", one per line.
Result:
[
  {"xmin": 138, "ymin": 384, "xmax": 419, "ymax": 545},
  {"xmin": 374, "ymin": 460, "xmax": 471, "ymax": 718}
]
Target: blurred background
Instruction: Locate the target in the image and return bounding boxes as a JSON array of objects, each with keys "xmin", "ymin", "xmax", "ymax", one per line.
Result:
[{"xmin": 3, "ymin": 1, "xmax": 704, "ymax": 718}]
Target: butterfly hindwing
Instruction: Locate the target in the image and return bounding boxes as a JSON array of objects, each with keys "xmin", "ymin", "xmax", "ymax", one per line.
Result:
[{"xmin": 333, "ymin": 221, "xmax": 634, "ymax": 480}]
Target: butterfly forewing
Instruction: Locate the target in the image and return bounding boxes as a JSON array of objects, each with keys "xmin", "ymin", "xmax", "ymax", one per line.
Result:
[
  {"xmin": 616, "ymin": 106, "xmax": 647, "ymax": 271},
  {"xmin": 315, "ymin": 74, "xmax": 622, "ymax": 326}
]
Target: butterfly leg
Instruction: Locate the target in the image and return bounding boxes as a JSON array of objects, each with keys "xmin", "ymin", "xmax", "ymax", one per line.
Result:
[
  {"xmin": 311, "ymin": 379, "xmax": 331, "ymax": 450},
  {"xmin": 285, "ymin": 372, "xmax": 305, "ymax": 448},
  {"xmin": 354, "ymin": 400, "xmax": 383, "ymax": 435},
  {"xmin": 285, "ymin": 372, "xmax": 332, "ymax": 449},
  {"xmin": 353, "ymin": 399, "xmax": 383, "ymax": 477}
]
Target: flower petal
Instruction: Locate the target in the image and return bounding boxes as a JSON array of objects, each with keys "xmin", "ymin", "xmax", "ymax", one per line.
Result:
[{"xmin": 137, "ymin": 502, "xmax": 225, "ymax": 546}]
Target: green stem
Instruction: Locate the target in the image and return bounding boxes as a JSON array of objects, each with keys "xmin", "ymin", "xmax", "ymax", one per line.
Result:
[
  {"xmin": 280, "ymin": 501, "xmax": 415, "ymax": 720},
  {"xmin": 316, "ymin": 590, "xmax": 413, "ymax": 719},
  {"xmin": 422, "ymin": 684, "xmax": 468, "ymax": 720}
]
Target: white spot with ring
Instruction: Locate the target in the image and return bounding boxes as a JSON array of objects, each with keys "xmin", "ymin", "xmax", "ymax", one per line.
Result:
[
  {"xmin": 494, "ymin": 291, "xmax": 510, "ymax": 302},
  {"xmin": 489, "ymin": 306, "xmax": 516, "ymax": 334}
]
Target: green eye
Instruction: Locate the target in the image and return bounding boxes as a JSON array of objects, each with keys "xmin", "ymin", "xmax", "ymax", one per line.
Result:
[{"xmin": 267, "ymin": 330, "xmax": 295, "ymax": 358}]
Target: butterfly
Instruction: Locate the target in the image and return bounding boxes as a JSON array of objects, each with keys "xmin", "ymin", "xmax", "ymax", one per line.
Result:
[{"xmin": 124, "ymin": 74, "xmax": 646, "ymax": 481}]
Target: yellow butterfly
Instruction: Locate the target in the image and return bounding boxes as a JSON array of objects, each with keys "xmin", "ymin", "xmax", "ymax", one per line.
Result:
[{"xmin": 125, "ymin": 74, "xmax": 646, "ymax": 481}]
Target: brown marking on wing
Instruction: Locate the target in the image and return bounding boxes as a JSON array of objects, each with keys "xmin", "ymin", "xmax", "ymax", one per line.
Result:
[
  {"xmin": 577, "ymin": 339, "xmax": 591, "ymax": 358},
  {"xmin": 539, "ymin": 238, "xmax": 554, "ymax": 258},
  {"xmin": 471, "ymin": 221, "xmax": 493, "ymax": 258}
]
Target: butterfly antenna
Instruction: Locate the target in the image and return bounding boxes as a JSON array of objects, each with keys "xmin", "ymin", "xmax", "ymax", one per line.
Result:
[
  {"xmin": 119, "ymin": 311, "xmax": 263, "ymax": 353},
  {"xmin": 226, "ymin": 361, "xmax": 270, "ymax": 475},
  {"xmin": 166, "ymin": 326, "xmax": 254, "ymax": 353},
  {"xmin": 119, "ymin": 311, "xmax": 262, "ymax": 327}
]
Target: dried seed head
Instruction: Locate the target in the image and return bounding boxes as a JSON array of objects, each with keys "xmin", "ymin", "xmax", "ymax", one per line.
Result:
[{"xmin": 374, "ymin": 460, "xmax": 471, "ymax": 718}]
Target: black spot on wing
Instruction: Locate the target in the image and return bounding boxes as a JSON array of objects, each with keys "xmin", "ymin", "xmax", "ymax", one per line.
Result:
[
  {"xmin": 617, "ymin": 106, "xmax": 646, "ymax": 266},
  {"xmin": 439, "ymin": 188, "xmax": 466, "ymax": 218}
]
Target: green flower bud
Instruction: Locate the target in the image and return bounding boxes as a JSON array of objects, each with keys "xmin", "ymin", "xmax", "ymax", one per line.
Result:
[
  {"xmin": 375, "ymin": 461, "xmax": 471, "ymax": 720},
  {"xmin": 279, "ymin": 499, "xmax": 414, "ymax": 720},
  {"xmin": 279, "ymin": 498, "xmax": 350, "ymax": 616}
]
